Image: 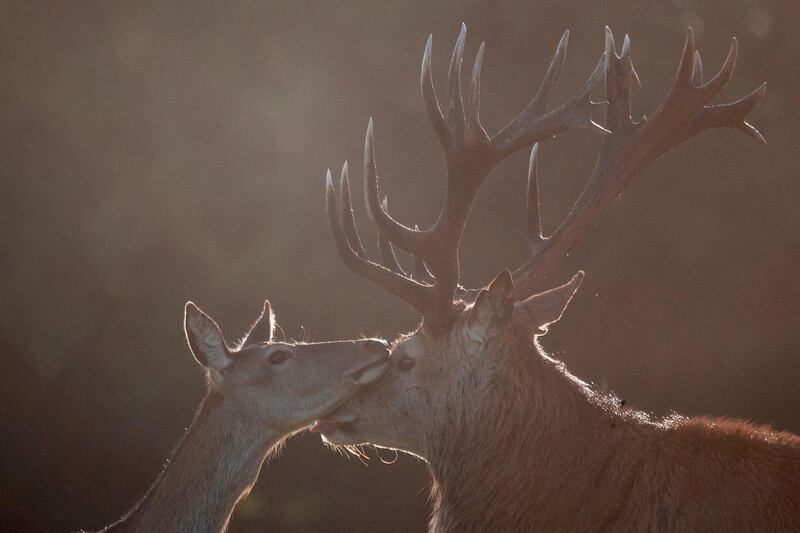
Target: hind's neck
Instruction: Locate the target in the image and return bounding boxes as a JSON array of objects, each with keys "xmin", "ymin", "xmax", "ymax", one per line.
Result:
[{"xmin": 108, "ymin": 391, "xmax": 280, "ymax": 533}]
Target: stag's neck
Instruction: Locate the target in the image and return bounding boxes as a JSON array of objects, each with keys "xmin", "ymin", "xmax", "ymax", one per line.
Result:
[
  {"xmin": 109, "ymin": 391, "xmax": 279, "ymax": 533},
  {"xmin": 427, "ymin": 338, "xmax": 657, "ymax": 533}
]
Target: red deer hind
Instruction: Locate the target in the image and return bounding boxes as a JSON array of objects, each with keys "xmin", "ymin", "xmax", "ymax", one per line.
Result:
[
  {"xmin": 94, "ymin": 300, "xmax": 389, "ymax": 532},
  {"xmin": 318, "ymin": 24, "xmax": 800, "ymax": 531}
]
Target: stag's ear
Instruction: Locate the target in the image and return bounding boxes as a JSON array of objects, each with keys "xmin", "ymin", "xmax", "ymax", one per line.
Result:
[
  {"xmin": 184, "ymin": 302, "xmax": 231, "ymax": 372},
  {"xmin": 466, "ymin": 270, "xmax": 515, "ymax": 343},
  {"xmin": 516, "ymin": 271, "xmax": 584, "ymax": 335},
  {"xmin": 241, "ymin": 299, "xmax": 275, "ymax": 347}
]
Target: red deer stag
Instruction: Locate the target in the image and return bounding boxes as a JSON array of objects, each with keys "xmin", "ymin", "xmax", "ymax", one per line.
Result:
[
  {"xmin": 319, "ymin": 24, "xmax": 800, "ymax": 531},
  {"xmin": 95, "ymin": 300, "xmax": 389, "ymax": 532}
]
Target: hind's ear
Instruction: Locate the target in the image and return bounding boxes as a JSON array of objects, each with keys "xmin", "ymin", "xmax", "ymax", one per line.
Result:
[
  {"xmin": 466, "ymin": 270, "xmax": 515, "ymax": 343},
  {"xmin": 184, "ymin": 302, "xmax": 231, "ymax": 372},
  {"xmin": 516, "ymin": 271, "xmax": 584, "ymax": 335},
  {"xmin": 241, "ymin": 299, "xmax": 275, "ymax": 347}
]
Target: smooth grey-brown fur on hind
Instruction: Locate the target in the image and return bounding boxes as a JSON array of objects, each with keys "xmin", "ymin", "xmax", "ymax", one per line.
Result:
[
  {"xmin": 101, "ymin": 391, "xmax": 281, "ymax": 533},
  {"xmin": 93, "ymin": 300, "xmax": 389, "ymax": 532}
]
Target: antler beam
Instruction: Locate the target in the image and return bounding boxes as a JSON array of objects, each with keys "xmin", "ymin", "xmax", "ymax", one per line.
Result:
[
  {"xmin": 328, "ymin": 24, "xmax": 607, "ymax": 331},
  {"xmin": 511, "ymin": 28, "xmax": 765, "ymax": 298},
  {"xmin": 327, "ymin": 25, "xmax": 764, "ymax": 330}
]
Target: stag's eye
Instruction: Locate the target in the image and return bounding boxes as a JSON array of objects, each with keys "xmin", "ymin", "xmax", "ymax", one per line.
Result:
[
  {"xmin": 397, "ymin": 354, "xmax": 416, "ymax": 372},
  {"xmin": 268, "ymin": 349, "xmax": 291, "ymax": 365}
]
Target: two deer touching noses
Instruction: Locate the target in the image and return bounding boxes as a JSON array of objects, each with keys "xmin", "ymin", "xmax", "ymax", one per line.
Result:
[{"xmin": 94, "ymin": 24, "xmax": 799, "ymax": 533}]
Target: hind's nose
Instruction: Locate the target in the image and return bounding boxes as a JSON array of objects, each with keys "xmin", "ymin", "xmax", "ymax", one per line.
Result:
[{"xmin": 363, "ymin": 338, "xmax": 389, "ymax": 355}]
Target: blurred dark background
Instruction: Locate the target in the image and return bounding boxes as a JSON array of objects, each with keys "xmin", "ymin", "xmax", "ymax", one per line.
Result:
[{"xmin": 1, "ymin": 1, "xmax": 797, "ymax": 531}]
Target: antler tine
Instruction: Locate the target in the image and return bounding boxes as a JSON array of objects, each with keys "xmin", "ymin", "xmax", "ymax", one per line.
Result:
[
  {"xmin": 413, "ymin": 225, "xmax": 436, "ymax": 284},
  {"xmin": 414, "ymin": 254, "xmax": 436, "ymax": 284},
  {"xmin": 526, "ymin": 144, "xmax": 545, "ymax": 247},
  {"xmin": 699, "ymin": 38, "xmax": 737, "ymax": 98},
  {"xmin": 325, "ymin": 169, "xmax": 430, "ymax": 311},
  {"xmin": 377, "ymin": 197, "xmax": 409, "ymax": 276},
  {"xmin": 620, "ymin": 33, "xmax": 642, "ymax": 89},
  {"xmin": 373, "ymin": 196, "xmax": 435, "ymax": 285},
  {"xmin": 362, "ymin": 118, "xmax": 424, "ymax": 254},
  {"xmin": 421, "ymin": 34, "xmax": 448, "ymax": 146},
  {"xmin": 692, "ymin": 50, "xmax": 704, "ymax": 87},
  {"xmin": 511, "ymin": 27, "xmax": 765, "ymax": 300},
  {"xmin": 378, "ymin": 235, "xmax": 407, "ymax": 276},
  {"xmin": 446, "ymin": 23, "xmax": 467, "ymax": 128},
  {"xmin": 529, "ymin": 30, "xmax": 569, "ymax": 117},
  {"xmin": 464, "ymin": 41, "xmax": 486, "ymax": 130},
  {"xmin": 339, "ymin": 161, "xmax": 367, "ymax": 258},
  {"xmin": 673, "ymin": 27, "xmax": 697, "ymax": 91}
]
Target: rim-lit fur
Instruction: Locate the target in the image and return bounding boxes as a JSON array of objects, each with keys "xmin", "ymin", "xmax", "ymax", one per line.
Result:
[
  {"xmin": 324, "ymin": 290, "xmax": 800, "ymax": 531},
  {"xmin": 93, "ymin": 301, "xmax": 388, "ymax": 532},
  {"xmin": 428, "ymin": 316, "xmax": 800, "ymax": 531},
  {"xmin": 322, "ymin": 23, "xmax": 782, "ymax": 531}
]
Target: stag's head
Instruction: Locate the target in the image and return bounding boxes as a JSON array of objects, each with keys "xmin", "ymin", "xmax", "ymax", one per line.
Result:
[
  {"xmin": 316, "ymin": 25, "xmax": 764, "ymax": 455},
  {"xmin": 184, "ymin": 300, "xmax": 390, "ymax": 433},
  {"xmin": 311, "ymin": 268, "xmax": 582, "ymax": 455}
]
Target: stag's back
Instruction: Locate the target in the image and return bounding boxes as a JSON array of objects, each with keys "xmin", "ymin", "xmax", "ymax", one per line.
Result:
[{"xmin": 647, "ymin": 417, "xmax": 800, "ymax": 531}]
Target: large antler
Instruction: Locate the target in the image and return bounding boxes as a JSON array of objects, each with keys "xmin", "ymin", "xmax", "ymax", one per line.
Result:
[
  {"xmin": 327, "ymin": 24, "xmax": 606, "ymax": 331},
  {"xmin": 327, "ymin": 25, "xmax": 764, "ymax": 332},
  {"xmin": 511, "ymin": 28, "xmax": 765, "ymax": 297}
]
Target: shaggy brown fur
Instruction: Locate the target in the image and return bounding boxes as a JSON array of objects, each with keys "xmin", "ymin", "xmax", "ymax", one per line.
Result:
[
  {"xmin": 319, "ymin": 284, "xmax": 800, "ymax": 532},
  {"xmin": 318, "ymin": 24, "xmax": 789, "ymax": 530},
  {"xmin": 426, "ymin": 320, "xmax": 800, "ymax": 532}
]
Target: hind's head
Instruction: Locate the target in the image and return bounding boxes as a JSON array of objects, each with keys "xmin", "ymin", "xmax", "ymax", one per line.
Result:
[{"xmin": 184, "ymin": 300, "xmax": 390, "ymax": 433}]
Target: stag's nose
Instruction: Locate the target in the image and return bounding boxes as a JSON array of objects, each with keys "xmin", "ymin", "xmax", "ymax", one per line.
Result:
[{"xmin": 362, "ymin": 338, "xmax": 389, "ymax": 355}]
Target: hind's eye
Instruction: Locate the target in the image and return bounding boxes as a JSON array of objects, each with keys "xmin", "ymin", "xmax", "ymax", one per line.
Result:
[
  {"xmin": 397, "ymin": 355, "xmax": 416, "ymax": 372},
  {"xmin": 268, "ymin": 349, "xmax": 291, "ymax": 365}
]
